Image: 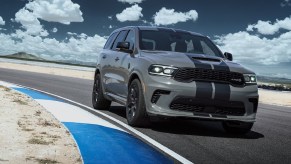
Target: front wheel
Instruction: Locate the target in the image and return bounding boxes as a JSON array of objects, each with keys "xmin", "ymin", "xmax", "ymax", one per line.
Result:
[
  {"xmin": 92, "ymin": 74, "xmax": 111, "ymax": 110},
  {"xmin": 126, "ymin": 79, "xmax": 149, "ymax": 127},
  {"xmin": 222, "ymin": 121, "xmax": 254, "ymax": 134}
]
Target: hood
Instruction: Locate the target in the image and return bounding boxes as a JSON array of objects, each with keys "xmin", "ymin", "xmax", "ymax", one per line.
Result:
[{"xmin": 140, "ymin": 50, "xmax": 255, "ymax": 74}]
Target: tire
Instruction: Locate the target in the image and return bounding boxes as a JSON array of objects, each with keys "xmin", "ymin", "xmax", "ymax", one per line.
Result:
[
  {"xmin": 92, "ymin": 74, "xmax": 111, "ymax": 110},
  {"xmin": 126, "ymin": 79, "xmax": 149, "ymax": 127},
  {"xmin": 222, "ymin": 121, "xmax": 254, "ymax": 134}
]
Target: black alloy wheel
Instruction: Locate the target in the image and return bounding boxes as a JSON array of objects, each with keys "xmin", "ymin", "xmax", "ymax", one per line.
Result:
[
  {"xmin": 126, "ymin": 79, "xmax": 149, "ymax": 127},
  {"xmin": 92, "ymin": 74, "xmax": 111, "ymax": 110}
]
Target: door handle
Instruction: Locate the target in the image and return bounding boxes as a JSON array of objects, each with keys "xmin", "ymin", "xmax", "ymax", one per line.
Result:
[
  {"xmin": 115, "ymin": 57, "xmax": 120, "ymax": 61},
  {"xmin": 102, "ymin": 55, "xmax": 106, "ymax": 59}
]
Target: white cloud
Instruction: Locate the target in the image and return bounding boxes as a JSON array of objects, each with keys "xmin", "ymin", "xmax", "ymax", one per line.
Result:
[
  {"xmin": 0, "ymin": 31, "xmax": 107, "ymax": 62},
  {"xmin": 25, "ymin": 0, "xmax": 83, "ymax": 25},
  {"xmin": 15, "ymin": 8, "xmax": 48, "ymax": 36},
  {"xmin": 0, "ymin": 16, "xmax": 5, "ymax": 25},
  {"xmin": 52, "ymin": 27, "xmax": 58, "ymax": 33},
  {"xmin": 79, "ymin": 33, "xmax": 87, "ymax": 39},
  {"xmin": 108, "ymin": 16, "xmax": 113, "ymax": 20},
  {"xmin": 67, "ymin": 32, "xmax": 78, "ymax": 36},
  {"xmin": 216, "ymin": 22, "xmax": 291, "ymax": 65},
  {"xmin": 116, "ymin": 4, "xmax": 143, "ymax": 22},
  {"xmin": 247, "ymin": 16, "xmax": 291, "ymax": 35},
  {"xmin": 13, "ymin": 0, "xmax": 84, "ymax": 37},
  {"xmin": 117, "ymin": 0, "xmax": 144, "ymax": 4},
  {"xmin": 276, "ymin": 16, "xmax": 291, "ymax": 30},
  {"xmin": 0, "ymin": 0, "xmax": 105, "ymax": 63},
  {"xmin": 153, "ymin": 7, "xmax": 198, "ymax": 26},
  {"xmin": 109, "ymin": 25, "xmax": 113, "ymax": 29}
]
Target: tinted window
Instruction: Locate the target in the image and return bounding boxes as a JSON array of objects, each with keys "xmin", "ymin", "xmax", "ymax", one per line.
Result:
[
  {"xmin": 140, "ymin": 30, "xmax": 223, "ymax": 57},
  {"xmin": 104, "ymin": 32, "xmax": 118, "ymax": 49},
  {"xmin": 112, "ymin": 30, "xmax": 128, "ymax": 50},
  {"xmin": 124, "ymin": 30, "xmax": 135, "ymax": 50}
]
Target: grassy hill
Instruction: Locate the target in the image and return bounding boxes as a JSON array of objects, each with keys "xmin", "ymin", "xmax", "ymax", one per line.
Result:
[
  {"xmin": 0, "ymin": 52, "xmax": 95, "ymax": 68},
  {"xmin": 5, "ymin": 52, "xmax": 45, "ymax": 61}
]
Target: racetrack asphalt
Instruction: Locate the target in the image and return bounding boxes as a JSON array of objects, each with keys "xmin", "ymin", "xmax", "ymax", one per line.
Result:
[{"xmin": 1, "ymin": 68, "xmax": 291, "ymax": 164}]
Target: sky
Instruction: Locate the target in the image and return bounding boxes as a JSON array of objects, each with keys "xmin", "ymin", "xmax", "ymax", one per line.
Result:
[{"xmin": 0, "ymin": 0, "xmax": 291, "ymax": 78}]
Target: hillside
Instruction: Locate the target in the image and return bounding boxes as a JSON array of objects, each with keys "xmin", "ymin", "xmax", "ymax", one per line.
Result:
[
  {"xmin": 257, "ymin": 76, "xmax": 291, "ymax": 85},
  {"xmin": 4, "ymin": 52, "xmax": 45, "ymax": 61},
  {"xmin": 0, "ymin": 52, "xmax": 95, "ymax": 68}
]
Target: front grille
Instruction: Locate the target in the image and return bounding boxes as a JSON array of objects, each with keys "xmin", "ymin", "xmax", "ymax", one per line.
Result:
[
  {"xmin": 170, "ymin": 97, "xmax": 246, "ymax": 116},
  {"xmin": 173, "ymin": 68, "xmax": 244, "ymax": 85}
]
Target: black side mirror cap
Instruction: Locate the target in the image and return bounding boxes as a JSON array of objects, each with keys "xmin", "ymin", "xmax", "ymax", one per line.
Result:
[
  {"xmin": 116, "ymin": 41, "xmax": 133, "ymax": 53},
  {"xmin": 224, "ymin": 52, "xmax": 233, "ymax": 61}
]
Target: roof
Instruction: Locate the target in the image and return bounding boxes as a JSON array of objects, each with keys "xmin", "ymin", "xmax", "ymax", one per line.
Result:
[{"xmin": 112, "ymin": 26, "xmax": 204, "ymax": 37}]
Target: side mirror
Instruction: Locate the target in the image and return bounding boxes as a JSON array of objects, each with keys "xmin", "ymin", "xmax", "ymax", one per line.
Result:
[
  {"xmin": 224, "ymin": 52, "xmax": 233, "ymax": 61},
  {"xmin": 116, "ymin": 41, "xmax": 133, "ymax": 53}
]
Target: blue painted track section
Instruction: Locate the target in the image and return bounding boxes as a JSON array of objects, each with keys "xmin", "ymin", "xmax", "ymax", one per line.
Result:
[
  {"xmin": 11, "ymin": 86, "xmax": 173, "ymax": 164},
  {"xmin": 64, "ymin": 122, "xmax": 172, "ymax": 164},
  {"xmin": 12, "ymin": 87, "xmax": 61, "ymax": 101}
]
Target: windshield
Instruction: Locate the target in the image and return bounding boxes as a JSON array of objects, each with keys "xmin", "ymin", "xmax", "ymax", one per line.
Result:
[{"xmin": 139, "ymin": 30, "xmax": 223, "ymax": 57}]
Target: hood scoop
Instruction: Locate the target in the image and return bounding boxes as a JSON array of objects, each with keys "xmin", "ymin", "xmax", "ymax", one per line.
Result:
[{"xmin": 192, "ymin": 57, "xmax": 221, "ymax": 62}]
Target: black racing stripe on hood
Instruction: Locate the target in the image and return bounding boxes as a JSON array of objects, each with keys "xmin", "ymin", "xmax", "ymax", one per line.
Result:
[
  {"xmin": 195, "ymin": 82, "xmax": 213, "ymax": 99},
  {"xmin": 213, "ymin": 60, "xmax": 230, "ymax": 71},
  {"xmin": 186, "ymin": 55, "xmax": 212, "ymax": 69},
  {"xmin": 185, "ymin": 54, "xmax": 231, "ymax": 101},
  {"xmin": 213, "ymin": 61, "xmax": 231, "ymax": 101},
  {"xmin": 187, "ymin": 54, "xmax": 213, "ymax": 99},
  {"xmin": 213, "ymin": 83, "xmax": 230, "ymax": 101}
]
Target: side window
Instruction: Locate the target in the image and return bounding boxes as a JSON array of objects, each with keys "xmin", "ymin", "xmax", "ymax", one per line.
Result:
[
  {"xmin": 104, "ymin": 32, "xmax": 118, "ymax": 49},
  {"xmin": 124, "ymin": 30, "xmax": 135, "ymax": 50},
  {"xmin": 111, "ymin": 30, "xmax": 128, "ymax": 50}
]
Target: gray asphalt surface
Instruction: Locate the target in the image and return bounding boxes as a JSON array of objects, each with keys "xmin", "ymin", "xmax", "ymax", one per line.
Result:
[{"xmin": 1, "ymin": 68, "xmax": 291, "ymax": 164}]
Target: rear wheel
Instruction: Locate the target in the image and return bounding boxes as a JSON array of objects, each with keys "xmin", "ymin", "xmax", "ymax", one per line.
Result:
[
  {"xmin": 222, "ymin": 121, "xmax": 254, "ymax": 134},
  {"xmin": 92, "ymin": 74, "xmax": 111, "ymax": 110},
  {"xmin": 126, "ymin": 79, "xmax": 149, "ymax": 127}
]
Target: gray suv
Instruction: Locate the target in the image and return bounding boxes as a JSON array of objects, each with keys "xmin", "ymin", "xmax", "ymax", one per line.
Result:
[{"xmin": 92, "ymin": 26, "xmax": 259, "ymax": 134}]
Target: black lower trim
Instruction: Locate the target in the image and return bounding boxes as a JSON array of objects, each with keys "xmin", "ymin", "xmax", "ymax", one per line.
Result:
[
  {"xmin": 151, "ymin": 89, "xmax": 171, "ymax": 104},
  {"xmin": 249, "ymin": 98, "xmax": 258, "ymax": 113},
  {"xmin": 170, "ymin": 96, "xmax": 245, "ymax": 116}
]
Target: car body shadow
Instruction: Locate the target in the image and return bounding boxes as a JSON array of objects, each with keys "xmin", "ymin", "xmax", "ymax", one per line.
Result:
[{"xmin": 108, "ymin": 106, "xmax": 264, "ymax": 139}]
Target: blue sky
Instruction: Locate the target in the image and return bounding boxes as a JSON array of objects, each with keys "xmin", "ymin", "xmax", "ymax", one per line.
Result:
[{"xmin": 0, "ymin": 0, "xmax": 291, "ymax": 78}]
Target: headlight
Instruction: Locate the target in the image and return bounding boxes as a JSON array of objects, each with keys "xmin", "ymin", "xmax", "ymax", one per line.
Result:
[
  {"xmin": 243, "ymin": 74, "xmax": 257, "ymax": 84},
  {"xmin": 148, "ymin": 65, "xmax": 178, "ymax": 76}
]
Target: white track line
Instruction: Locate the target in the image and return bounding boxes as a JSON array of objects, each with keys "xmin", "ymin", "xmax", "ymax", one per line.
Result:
[{"xmin": 3, "ymin": 81, "xmax": 193, "ymax": 164}]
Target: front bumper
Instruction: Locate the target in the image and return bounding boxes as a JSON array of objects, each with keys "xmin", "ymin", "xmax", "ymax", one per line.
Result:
[{"xmin": 143, "ymin": 75, "xmax": 259, "ymax": 122}]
